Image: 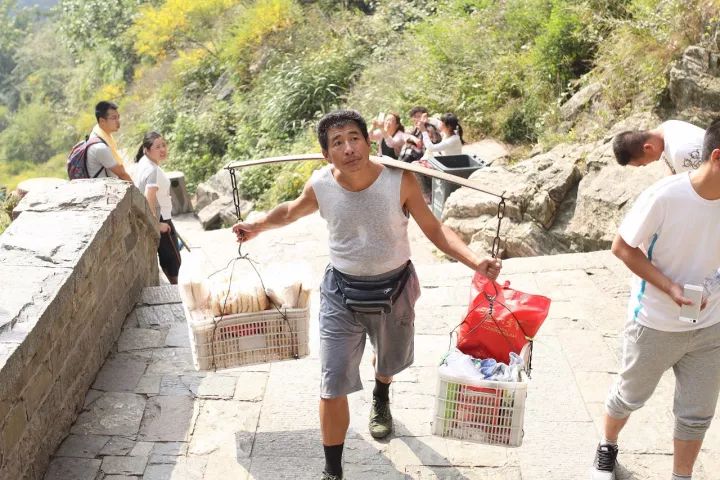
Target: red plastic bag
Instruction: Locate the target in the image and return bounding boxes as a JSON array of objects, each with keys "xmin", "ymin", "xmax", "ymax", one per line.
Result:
[{"xmin": 457, "ymin": 272, "xmax": 551, "ymax": 363}]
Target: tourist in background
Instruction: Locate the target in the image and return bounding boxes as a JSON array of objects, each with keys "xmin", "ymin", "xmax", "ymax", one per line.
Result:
[
  {"xmin": 86, "ymin": 101, "xmax": 132, "ymax": 181},
  {"xmin": 613, "ymin": 120, "xmax": 705, "ymax": 174},
  {"xmin": 133, "ymin": 131, "xmax": 181, "ymax": 285},
  {"xmin": 417, "ymin": 112, "xmax": 465, "ymax": 157},
  {"xmin": 368, "ymin": 112, "xmax": 412, "ymax": 159}
]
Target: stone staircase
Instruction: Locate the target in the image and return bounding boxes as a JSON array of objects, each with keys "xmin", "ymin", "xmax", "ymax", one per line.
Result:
[{"xmin": 42, "ymin": 212, "xmax": 720, "ymax": 479}]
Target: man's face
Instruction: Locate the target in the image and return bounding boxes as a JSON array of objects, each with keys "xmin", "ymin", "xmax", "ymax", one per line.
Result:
[
  {"xmin": 411, "ymin": 113, "xmax": 423, "ymax": 128},
  {"xmin": 99, "ymin": 109, "xmax": 121, "ymax": 133},
  {"xmin": 628, "ymin": 141, "xmax": 662, "ymax": 167},
  {"xmin": 322, "ymin": 123, "xmax": 370, "ymax": 174}
]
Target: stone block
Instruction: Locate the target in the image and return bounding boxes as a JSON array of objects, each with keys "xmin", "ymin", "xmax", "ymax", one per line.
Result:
[
  {"xmin": 71, "ymin": 392, "xmax": 146, "ymax": 437},
  {"xmin": 0, "ymin": 210, "xmax": 106, "ymax": 268},
  {"xmin": 92, "ymin": 355, "xmax": 149, "ymax": 392},
  {"xmin": 189, "ymin": 400, "xmax": 261, "ymax": 457},
  {"xmin": 143, "ymin": 456, "xmax": 207, "ymax": 480},
  {"xmin": 136, "ymin": 304, "xmax": 186, "ymax": 329},
  {"xmin": 151, "ymin": 441, "xmax": 188, "ymax": 456},
  {"xmin": 233, "ymin": 372, "xmax": 268, "ymax": 402},
  {"xmin": 55, "ymin": 434, "xmax": 110, "ymax": 458},
  {"xmin": 44, "ymin": 457, "xmax": 101, "ymax": 480},
  {"xmin": 129, "ymin": 441, "xmax": 155, "ymax": 457},
  {"xmin": 194, "ymin": 375, "xmax": 236, "ymax": 399},
  {"xmin": 100, "ymin": 436, "xmax": 137, "ymax": 456},
  {"xmin": 138, "ymin": 396, "xmax": 195, "ymax": 442},
  {"xmin": 1, "ymin": 402, "xmax": 26, "ymax": 458},
  {"xmin": 21, "ymin": 362, "xmax": 53, "ymax": 415},
  {"xmin": 167, "ymin": 171, "xmax": 194, "ymax": 216},
  {"xmin": 140, "ymin": 285, "xmax": 182, "ymax": 306},
  {"xmin": 135, "ymin": 375, "xmax": 162, "ymax": 395},
  {"xmin": 0, "ymin": 265, "xmax": 69, "ymax": 333},
  {"xmin": 118, "ymin": 328, "xmax": 164, "ymax": 352},
  {"xmin": 164, "ymin": 323, "xmax": 190, "ymax": 348},
  {"xmin": 146, "ymin": 348, "xmax": 195, "ymax": 375},
  {"xmin": 101, "ymin": 456, "xmax": 148, "ymax": 476}
]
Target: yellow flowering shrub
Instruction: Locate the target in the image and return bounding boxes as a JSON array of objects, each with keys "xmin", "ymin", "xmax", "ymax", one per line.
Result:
[{"xmin": 131, "ymin": 0, "xmax": 242, "ymax": 60}]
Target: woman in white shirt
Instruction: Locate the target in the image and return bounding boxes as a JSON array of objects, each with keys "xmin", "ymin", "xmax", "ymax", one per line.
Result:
[
  {"xmin": 133, "ymin": 131, "xmax": 181, "ymax": 284},
  {"xmin": 417, "ymin": 112, "xmax": 465, "ymax": 157}
]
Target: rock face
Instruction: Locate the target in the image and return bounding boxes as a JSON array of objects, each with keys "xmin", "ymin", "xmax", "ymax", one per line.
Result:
[
  {"xmin": 445, "ymin": 27, "xmax": 720, "ymax": 259},
  {"xmin": 669, "ymin": 42, "xmax": 720, "ymax": 126},
  {"xmin": 443, "ymin": 124, "xmax": 665, "ymax": 258},
  {"xmin": 166, "ymin": 171, "xmax": 194, "ymax": 216},
  {"xmin": 194, "ymin": 167, "xmax": 253, "ymax": 230},
  {"xmin": 560, "ymin": 82, "xmax": 603, "ymax": 121}
]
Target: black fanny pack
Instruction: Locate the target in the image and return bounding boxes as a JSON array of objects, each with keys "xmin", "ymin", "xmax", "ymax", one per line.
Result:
[{"xmin": 332, "ymin": 262, "xmax": 413, "ymax": 313}]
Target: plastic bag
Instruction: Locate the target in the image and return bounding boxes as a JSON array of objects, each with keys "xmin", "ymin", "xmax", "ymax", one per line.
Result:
[{"xmin": 457, "ymin": 272, "xmax": 551, "ymax": 364}]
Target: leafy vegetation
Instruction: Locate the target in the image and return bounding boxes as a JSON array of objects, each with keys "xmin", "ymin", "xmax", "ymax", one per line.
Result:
[{"xmin": 0, "ymin": 0, "xmax": 718, "ymax": 237}]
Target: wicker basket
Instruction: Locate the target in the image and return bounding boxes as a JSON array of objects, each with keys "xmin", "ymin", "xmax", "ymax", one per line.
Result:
[
  {"xmin": 432, "ymin": 370, "xmax": 527, "ymax": 447},
  {"xmin": 184, "ymin": 305, "xmax": 310, "ymax": 371}
]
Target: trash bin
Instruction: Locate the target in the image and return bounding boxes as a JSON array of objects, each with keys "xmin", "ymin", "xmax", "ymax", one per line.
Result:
[{"xmin": 428, "ymin": 154, "xmax": 484, "ymax": 218}]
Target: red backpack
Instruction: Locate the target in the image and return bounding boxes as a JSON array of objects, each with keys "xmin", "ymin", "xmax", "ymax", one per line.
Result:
[{"xmin": 66, "ymin": 136, "xmax": 107, "ymax": 179}]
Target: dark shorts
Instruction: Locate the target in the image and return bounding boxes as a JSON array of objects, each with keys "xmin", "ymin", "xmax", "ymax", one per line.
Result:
[
  {"xmin": 319, "ymin": 262, "xmax": 421, "ymax": 399},
  {"xmin": 158, "ymin": 218, "xmax": 181, "ymax": 278}
]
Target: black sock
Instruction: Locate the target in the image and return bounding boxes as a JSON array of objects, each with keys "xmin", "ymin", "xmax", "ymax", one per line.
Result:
[
  {"xmin": 373, "ymin": 378, "xmax": 390, "ymax": 402},
  {"xmin": 323, "ymin": 443, "xmax": 343, "ymax": 477}
]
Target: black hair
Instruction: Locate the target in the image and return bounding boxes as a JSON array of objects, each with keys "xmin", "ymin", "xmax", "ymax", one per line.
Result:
[
  {"xmin": 702, "ymin": 118, "xmax": 720, "ymax": 163},
  {"xmin": 426, "ymin": 123, "xmax": 441, "ymax": 144},
  {"xmin": 387, "ymin": 112, "xmax": 404, "ymax": 134},
  {"xmin": 135, "ymin": 131, "xmax": 163, "ymax": 162},
  {"xmin": 316, "ymin": 109, "xmax": 369, "ymax": 151},
  {"xmin": 95, "ymin": 101, "xmax": 119, "ymax": 122},
  {"xmin": 612, "ymin": 130, "xmax": 651, "ymax": 166},
  {"xmin": 440, "ymin": 112, "xmax": 465, "ymax": 144},
  {"xmin": 409, "ymin": 106, "xmax": 428, "ymax": 118}
]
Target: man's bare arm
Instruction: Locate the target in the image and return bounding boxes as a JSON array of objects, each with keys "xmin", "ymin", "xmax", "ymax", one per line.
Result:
[
  {"xmin": 232, "ymin": 180, "xmax": 319, "ymax": 242},
  {"xmin": 400, "ymin": 171, "xmax": 501, "ymax": 278},
  {"xmin": 109, "ymin": 164, "xmax": 132, "ymax": 181}
]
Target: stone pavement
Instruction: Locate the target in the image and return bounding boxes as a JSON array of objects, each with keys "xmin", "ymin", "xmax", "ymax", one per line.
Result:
[{"xmin": 44, "ymin": 213, "xmax": 720, "ymax": 479}]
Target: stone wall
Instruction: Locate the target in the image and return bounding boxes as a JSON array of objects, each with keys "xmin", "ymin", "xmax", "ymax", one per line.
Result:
[{"xmin": 0, "ymin": 180, "xmax": 159, "ymax": 479}]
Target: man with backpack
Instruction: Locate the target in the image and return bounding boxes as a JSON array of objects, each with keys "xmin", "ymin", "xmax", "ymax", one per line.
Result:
[{"xmin": 69, "ymin": 101, "xmax": 131, "ymax": 181}]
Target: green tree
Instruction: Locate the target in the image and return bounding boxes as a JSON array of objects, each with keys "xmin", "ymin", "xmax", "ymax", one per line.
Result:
[
  {"xmin": 11, "ymin": 23, "xmax": 74, "ymax": 107},
  {"xmin": 0, "ymin": 0, "xmax": 33, "ymax": 109},
  {"xmin": 57, "ymin": 0, "xmax": 145, "ymax": 79},
  {"xmin": 0, "ymin": 102, "xmax": 61, "ymax": 163}
]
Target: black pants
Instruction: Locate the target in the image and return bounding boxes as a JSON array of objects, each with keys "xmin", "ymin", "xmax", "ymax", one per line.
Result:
[{"xmin": 159, "ymin": 218, "xmax": 181, "ymax": 278}]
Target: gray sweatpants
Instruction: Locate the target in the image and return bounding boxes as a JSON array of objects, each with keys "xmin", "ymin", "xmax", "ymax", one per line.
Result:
[
  {"xmin": 606, "ymin": 320, "xmax": 720, "ymax": 440},
  {"xmin": 318, "ymin": 263, "xmax": 421, "ymax": 399}
]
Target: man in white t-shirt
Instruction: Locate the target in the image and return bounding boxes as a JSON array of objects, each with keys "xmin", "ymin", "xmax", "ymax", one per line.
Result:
[
  {"xmin": 86, "ymin": 101, "xmax": 132, "ymax": 181},
  {"xmin": 591, "ymin": 120, "xmax": 720, "ymax": 480},
  {"xmin": 613, "ymin": 120, "xmax": 705, "ymax": 174}
]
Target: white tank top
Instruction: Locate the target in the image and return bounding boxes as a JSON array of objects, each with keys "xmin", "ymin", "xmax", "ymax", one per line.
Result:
[{"xmin": 310, "ymin": 165, "xmax": 411, "ymax": 276}]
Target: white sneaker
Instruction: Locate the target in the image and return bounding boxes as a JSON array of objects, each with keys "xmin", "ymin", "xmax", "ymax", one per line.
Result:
[{"xmin": 590, "ymin": 443, "xmax": 618, "ymax": 479}]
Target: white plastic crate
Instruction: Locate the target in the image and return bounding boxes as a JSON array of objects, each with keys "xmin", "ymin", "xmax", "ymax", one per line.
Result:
[
  {"xmin": 432, "ymin": 370, "xmax": 527, "ymax": 447},
  {"xmin": 184, "ymin": 305, "xmax": 310, "ymax": 371}
]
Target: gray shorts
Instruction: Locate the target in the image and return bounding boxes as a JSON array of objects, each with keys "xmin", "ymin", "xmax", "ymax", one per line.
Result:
[
  {"xmin": 606, "ymin": 320, "xmax": 720, "ymax": 440},
  {"xmin": 319, "ymin": 263, "xmax": 421, "ymax": 399}
]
